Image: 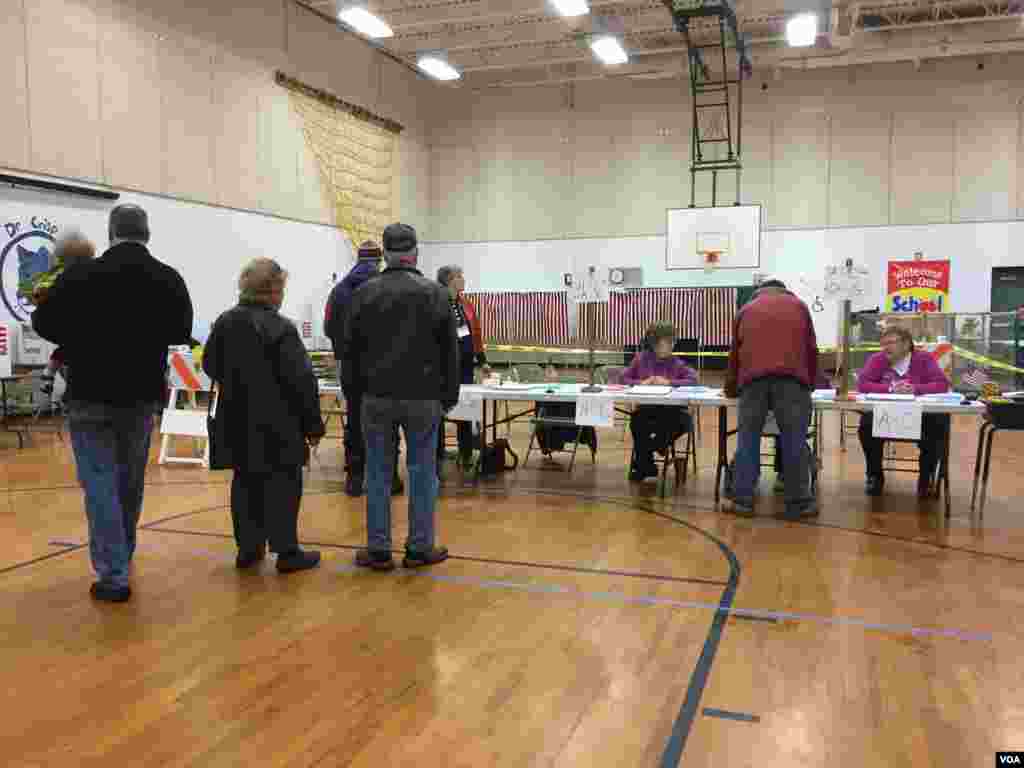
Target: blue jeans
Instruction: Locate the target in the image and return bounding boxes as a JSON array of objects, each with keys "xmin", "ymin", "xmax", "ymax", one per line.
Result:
[
  {"xmin": 68, "ymin": 402, "xmax": 155, "ymax": 587},
  {"xmin": 362, "ymin": 397, "xmax": 441, "ymax": 553},
  {"xmin": 734, "ymin": 377, "xmax": 812, "ymax": 511}
]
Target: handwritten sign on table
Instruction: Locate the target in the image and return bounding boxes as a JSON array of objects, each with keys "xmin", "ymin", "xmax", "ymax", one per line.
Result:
[
  {"xmin": 575, "ymin": 394, "xmax": 615, "ymax": 427},
  {"xmin": 872, "ymin": 401, "xmax": 923, "ymax": 440},
  {"xmin": 448, "ymin": 391, "xmax": 483, "ymax": 423}
]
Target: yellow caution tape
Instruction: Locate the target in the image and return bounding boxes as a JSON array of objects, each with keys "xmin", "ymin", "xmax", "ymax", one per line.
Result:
[{"xmin": 950, "ymin": 345, "xmax": 1024, "ymax": 375}]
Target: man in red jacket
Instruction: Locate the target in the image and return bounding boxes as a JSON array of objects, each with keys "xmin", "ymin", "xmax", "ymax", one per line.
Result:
[{"xmin": 725, "ymin": 279, "xmax": 818, "ymax": 519}]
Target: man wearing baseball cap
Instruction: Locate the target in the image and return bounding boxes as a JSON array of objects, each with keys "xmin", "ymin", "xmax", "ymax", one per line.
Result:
[
  {"xmin": 342, "ymin": 223, "xmax": 459, "ymax": 571},
  {"xmin": 325, "ymin": 240, "xmax": 402, "ymax": 497}
]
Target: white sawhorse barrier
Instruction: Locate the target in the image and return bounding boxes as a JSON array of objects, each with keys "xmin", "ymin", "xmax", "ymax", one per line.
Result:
[{"xmin": 159, "ymin": 350, "xmax": 215, "ymax": 467}]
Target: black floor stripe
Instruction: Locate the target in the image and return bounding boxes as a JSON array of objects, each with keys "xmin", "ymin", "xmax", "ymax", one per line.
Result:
[
  {"xmin": 142, "ymin": 525, "xmax": 730, "ymax": 587},
  {"xmin": 702, "ymin": 708, "xmax": 760, "ymax": 723}
]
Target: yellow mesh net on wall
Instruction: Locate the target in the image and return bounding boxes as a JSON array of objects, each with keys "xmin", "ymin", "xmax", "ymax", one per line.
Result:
[{"xmin": 281, "ymin": 74, "xmax": 398, "ymax": 247}]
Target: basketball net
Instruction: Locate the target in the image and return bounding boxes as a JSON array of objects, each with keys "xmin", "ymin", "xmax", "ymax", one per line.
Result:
[{"xmin": 700, "ymin": 250, "xmax": 721, "ymax": 273}]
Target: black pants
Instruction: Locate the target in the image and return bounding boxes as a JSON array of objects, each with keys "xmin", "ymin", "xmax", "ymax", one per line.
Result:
[
  {"xmin": 230, "ymin": 466, "xmax": 303, "ymax": 555},
  {"xmin": 858, "ymin": 411, "xmax": 950, "ymax": 479},
  {"xmin": 345, "ymin": 390, "xmax": 399, "ymax": 475},
  {"xmin": 437, "ymin": 344, "xmax": 477, "ymax": 462},
  {"xmin": 630, "ymin": 405, "xmax": 693, "ymax": 469}
]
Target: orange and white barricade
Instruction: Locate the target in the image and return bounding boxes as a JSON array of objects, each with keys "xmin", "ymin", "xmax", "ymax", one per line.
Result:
[{"xmin": 159, "ymin": 349, "xmax": 215, "ymax": 467}]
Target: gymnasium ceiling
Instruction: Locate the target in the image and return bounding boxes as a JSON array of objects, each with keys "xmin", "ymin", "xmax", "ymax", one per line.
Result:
[{"xmin": 299, "ymin": 0, "xmax": 1024, "ymax": 87}]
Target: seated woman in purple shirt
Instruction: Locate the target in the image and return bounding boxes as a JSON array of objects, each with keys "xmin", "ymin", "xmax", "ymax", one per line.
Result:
[
  {"xmin": 623, "ymin": 322, "xmax": 698, "ymax": 482},
  {"xmin": 856, "ymin": 325, "xmax": 951, "ymax": 498}
]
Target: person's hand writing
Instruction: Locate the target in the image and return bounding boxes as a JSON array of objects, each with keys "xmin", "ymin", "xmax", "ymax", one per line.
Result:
[{"xmin": 891, "ymin": 380, "xmax": 914, "ymax": 395}]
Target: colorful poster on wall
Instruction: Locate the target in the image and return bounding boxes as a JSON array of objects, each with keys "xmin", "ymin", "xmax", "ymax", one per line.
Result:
[{"xmin": 886, "ymin": 260, "xmax": 950, "ymax": 313}]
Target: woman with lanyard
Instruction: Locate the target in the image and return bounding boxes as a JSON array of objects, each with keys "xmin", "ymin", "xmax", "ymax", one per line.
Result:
[{"xmin": 436, "ymin": 265, "xmax": 487, "ymax": 472}]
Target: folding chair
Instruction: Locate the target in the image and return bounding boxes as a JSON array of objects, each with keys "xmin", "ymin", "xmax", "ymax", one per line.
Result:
[{"xmin": 630, "ymin": 424, "xmax": 697, "ymax": 498}]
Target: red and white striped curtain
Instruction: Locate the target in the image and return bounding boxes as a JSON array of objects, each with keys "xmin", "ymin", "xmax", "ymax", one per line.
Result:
[{"xmin": 465, "ymin": 287, "xmax": 737, "ymax": 348}]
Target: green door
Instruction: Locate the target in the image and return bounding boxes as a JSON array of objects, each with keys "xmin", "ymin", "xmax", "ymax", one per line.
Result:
[
  {"xmin": 991, "ymin": 268, "xmax": 1024, "ymax": 383},
  {"xmin": 991, "ymin": 268, "xmax": 1024, "ymax": 313}
]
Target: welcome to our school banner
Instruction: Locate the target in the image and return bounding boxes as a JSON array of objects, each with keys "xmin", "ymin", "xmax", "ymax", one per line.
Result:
[{"xmin": 886, "ymin": 260, "xmax": 950, "ymax": 313}]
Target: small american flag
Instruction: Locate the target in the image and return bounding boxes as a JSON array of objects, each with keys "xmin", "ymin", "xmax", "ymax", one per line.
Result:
[{"xmin": 962, "ymin": 366, "xmax": 990, "ymax": 390}]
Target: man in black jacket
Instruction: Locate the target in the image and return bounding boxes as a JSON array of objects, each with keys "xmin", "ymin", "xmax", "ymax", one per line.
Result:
[
  {"xmin": 32, "ymin": 204, "xmax": 193, "ymax": 602},
  {"xmin": 343, "ymin": 223, "xmax": 459, "ymax": 571},
  {"xmin": 324, "ymin": 241, "xmax": 402, "ymax": 497}
]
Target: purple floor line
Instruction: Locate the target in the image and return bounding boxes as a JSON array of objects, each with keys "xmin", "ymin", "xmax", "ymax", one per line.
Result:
[{"xmin": 63, "ymin": 538, "xmax": 993, "ymax": 643}]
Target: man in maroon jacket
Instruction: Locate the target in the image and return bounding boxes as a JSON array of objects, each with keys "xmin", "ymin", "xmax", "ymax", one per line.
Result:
[{"xmin": 725, "ymin": 279, "xmax": 818, "ymax": 519}]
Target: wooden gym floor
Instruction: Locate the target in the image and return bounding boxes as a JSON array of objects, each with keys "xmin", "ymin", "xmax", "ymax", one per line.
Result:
[{"xmin": 1, "ymin": 409, "xmax": 1023, "ymax": 767}]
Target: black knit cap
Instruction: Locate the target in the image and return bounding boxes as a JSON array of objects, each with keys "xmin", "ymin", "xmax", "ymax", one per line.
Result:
[
  {"xmin": 109, "ymin": 204, "xmax": 150, "ymax": 243},
  {"xmin": 357, "ymin": 240, "xmax": 381, "ymax": 259},
  {"xmin": 382, "ymin": 223, "xmax": 417, "ymax": 254}
]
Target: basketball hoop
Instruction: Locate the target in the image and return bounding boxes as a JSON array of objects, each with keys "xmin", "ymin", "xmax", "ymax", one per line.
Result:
[{"xmin": 700, "ymin": 250, "xmax": 721, "ymax": 273}]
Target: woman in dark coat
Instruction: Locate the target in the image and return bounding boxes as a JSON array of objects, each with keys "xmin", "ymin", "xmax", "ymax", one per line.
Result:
[
  {"xmin": 203, "ymin": 258, "xmax": 325, "ymax": 573},
  {"xmin": 436, "ymin": 265, "xmax": 488, "ymax": 471}
]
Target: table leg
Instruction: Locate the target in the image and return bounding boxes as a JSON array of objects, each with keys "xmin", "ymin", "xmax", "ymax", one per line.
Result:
[
  {"xmin": 942, "ymin": 424, "xmax": 952, "ymax": 518},
  {"xmin": 970, "ymin": 421, "xmax": 991, "ymax": 511},
  {"xmin": 474, "ymin": 400, "xmax": 488, "ymax": 485},
  {"xmin": 979, "ymin": 426, "xmax": 997, "ymax": 518},
  {"xmin": 714, "ymin": 405, "xmax": 727, "ymax": 504}
]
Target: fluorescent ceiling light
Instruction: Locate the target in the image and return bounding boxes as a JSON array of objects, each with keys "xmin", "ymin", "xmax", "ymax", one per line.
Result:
[
  {"xmin": 418, "ymin": 55, "xmax": 461, "ymax": 81},
  {"xmin": 338, "ymin": 7, "xmax": 393, "ymax": 39},
  {"xmin": 786, "ymin": 13, "xmax": 817, "ymax": 47},
  {"xmin": 551, "ymin": 0, "xmax": 590, "ymax": 17},
  {"xmin": 591, "ymin": 36, "xmax": 628, "ymax": 65}
]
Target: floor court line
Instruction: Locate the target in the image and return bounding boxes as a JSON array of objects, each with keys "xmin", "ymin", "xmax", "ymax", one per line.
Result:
[{"xmin": 133, "ymin": 525, "xmax": 994, "ymax": 642}]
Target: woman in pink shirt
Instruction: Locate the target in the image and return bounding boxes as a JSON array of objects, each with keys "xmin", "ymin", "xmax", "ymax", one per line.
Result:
[
  {"xmin": 623, "ymin": 322, "xmax": 698, "ymax": 482},
  {"xmin": 856, "ymin": 325, "xmax": 950, "ymax": 497}
]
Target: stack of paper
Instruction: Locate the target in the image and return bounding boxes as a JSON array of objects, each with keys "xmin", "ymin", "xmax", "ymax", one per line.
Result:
[
  {"xmin": 629, "ymin": 385, "xmax": 672, "ymax": 396},
  {"xmin": 812, "ymin": 389, "xmax": 836, "ymax": 400},
  {"xmin": 672, "ymin": 387, "xmax": 724, "ymax": 399}
]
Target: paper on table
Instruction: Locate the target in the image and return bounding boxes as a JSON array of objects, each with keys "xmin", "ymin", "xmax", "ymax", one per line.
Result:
[
  {"xmin": 863, "ymin": 393, "xmax": 916, "ymax": 401},
  {"xmin": 872, "ymin": 401, "xmax": 923, "ymax": 440},
  {"xmin": 812, "ymin": 389, "xmax": 836, "ymax": 399},
  {"xmin": 671, "ymin": 387, "xmax": 723, "ymax": 399},
  {"xmin": 448, "ymin": 391, "xmax": 483, "ymax": 423},
  {"xmin": 575, "ymin": 393, "xmax": 615, "ymax": 427},
  {"xmin": 630, "ymin": 385, "xmax": 672, "ymax": 395}
]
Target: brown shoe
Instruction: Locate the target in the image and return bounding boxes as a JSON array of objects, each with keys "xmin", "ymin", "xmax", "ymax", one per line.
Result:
[
  {"xmin": 355, "ymin": 549, "xmax": 396, "ymax": 571},
  {"xmin": 402, "ymin": 546, "xmax": 449, "ymax": 568}
]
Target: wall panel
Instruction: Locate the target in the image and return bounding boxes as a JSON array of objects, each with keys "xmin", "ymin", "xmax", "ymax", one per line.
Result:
[
  {"xmin": 0, "ymin": 2, "xmax": 30, "ymax": 170},
  {"xmin": 97, "ymin": 0, "xmax": 162, "ymax": 191},
  {"xmin": 954, "ymin": 111, "xmax": 1017, "ymax": 222},
  {"xmin": 827, "ymin": 109, "xmax": 891, "ymax": 227},
  {"xmin": 24, "ymin": 0, "xmax": 103, "ymax": 180},
  {"xmin": 158, "ymin": 34, "xmax": 216, "ymax": 203},
  {"xmin": 890, "ymin": 112, "xmax": 955, "ymax": 224}
]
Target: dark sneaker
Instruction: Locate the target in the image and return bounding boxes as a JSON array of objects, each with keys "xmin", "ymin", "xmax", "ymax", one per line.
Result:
[
  {"xmin": 355, "ymin": 549, "xmax": 396, "ymax": 571},
  {"xmin": 276, "ymin": 549, "xmax": 321, "ymax": 574},
  {"xmin": 865, "ymin": 475, "xmax": 884, "ymax": 497},
  {"xmin": 345, "ymin": 473, "xmax": 365, "ymax": 497},
  {"xmin": 235, "ymin": 549, "xmax": 265, "ymax": 569},
  {"xmin": 726, "ymin": 500, "xmax": 755, "ymax": 517},
  {"xmin": 629, "ymin": 462, "xmax": 659, "ymax": 483},
  {"xmin": 90, "ymin": 582, "xmax": 131, "ymax": 603},
  {"xmin": 780, "ymin": 503, "xmax": 819, "ymax": 520},
  {"xmin": 402, "ymin": 546, "xmax": 449, "ymax": 569}
]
